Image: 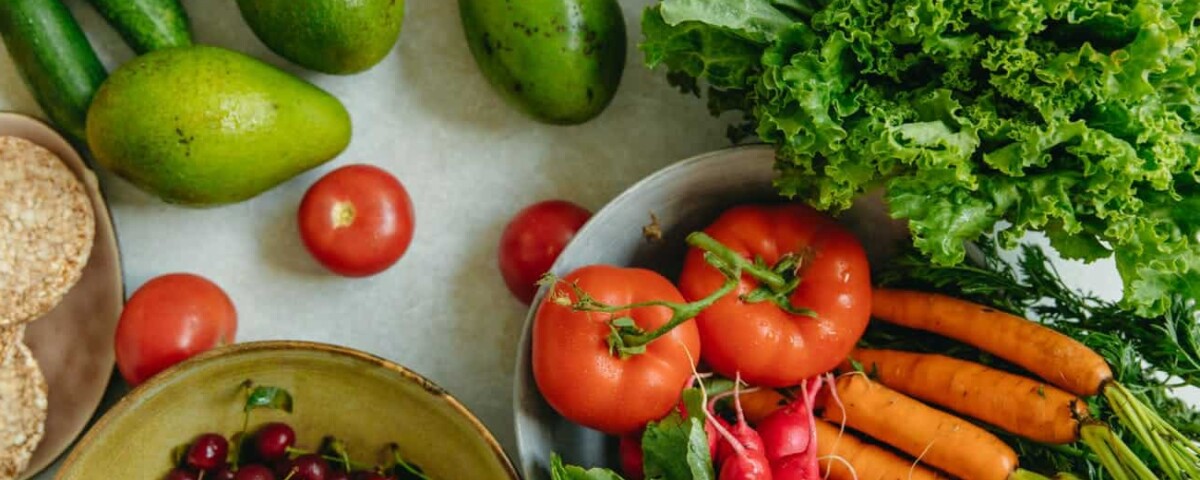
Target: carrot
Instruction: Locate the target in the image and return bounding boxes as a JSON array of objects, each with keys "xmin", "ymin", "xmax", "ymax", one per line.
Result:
[
  {"xmin": 871, "ymin": 289, "xmax": 1112, "ymax": 396},
  {"xmin": 846, "ymin": 348, "xmax": 1087, "ymax": 444},
  {"xmin": 814, "ymin": 420, "xmax": 945, "ymax": 480},
  {"xmin": 736, "ymin": 388, "xmax": 789, "ymax": 425},
  {"xmin": 823, "ymin": 375, "xmax": 1018, "ymax": 480}
]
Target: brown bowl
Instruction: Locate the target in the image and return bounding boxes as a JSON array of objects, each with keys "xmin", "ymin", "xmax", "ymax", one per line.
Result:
[{"xmin": 55, "ymin": 341, "xmax": 519, "ymax": 479}]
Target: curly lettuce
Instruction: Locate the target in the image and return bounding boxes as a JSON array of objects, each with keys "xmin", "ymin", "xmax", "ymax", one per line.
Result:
[{"xmin": 642, "ymin": 0, "xmax": 1200, "ymax": 315}]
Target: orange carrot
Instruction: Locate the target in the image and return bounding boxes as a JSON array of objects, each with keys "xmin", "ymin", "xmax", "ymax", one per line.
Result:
[
  {"xmin": 823, "ymin": 375, "xmax": 1018, "ymax": 480},
  {"xmin": 845, "ymin": 348, "xmax": 1087, "ymax": 444},
  {"xmin": 814, "ymin": 420, "xmax": 945, "ymax": 480},
  {"xmin": 736, "ymin": 388, "xmax": 789, "ymax": 425},
  {"xmin": 871, "ymin": 289, "xmax": 1112, "ymax": 396}
]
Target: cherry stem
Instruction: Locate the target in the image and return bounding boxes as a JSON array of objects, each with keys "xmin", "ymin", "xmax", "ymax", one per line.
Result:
[{"xmin": 686, "ymin": 232, "xmax": 789, "ymax": 292}]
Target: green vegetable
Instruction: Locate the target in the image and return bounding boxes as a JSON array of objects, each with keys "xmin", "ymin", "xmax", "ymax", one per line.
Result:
[
  {"xmin": 0, "ymin": 0, "xmax": 107, "ymax": 143},
  {"xmin": 876, "ymin": 239, "xmax": 1200, "ymax": 479},
  {"xmin": 86, "ymin": 0, "xmax": 192, "ymax": 54},
  {"xmin": 86, "ymin": 45, "xmax": 351, "ymax": 206},
  {"xmin": 459, "ymin": 0, "xmax": 626, "ymax": 125},
  {"xmin": 641, "ymin": 0, "xmax": 1200, "ymax": 316},
  {"xmin": 551, "ymin": 386, "xmax": 715, "ymax": 480},
  {"xmin": 236, "ymin": 0, "xmax": 404, "ymax": 75},
  {"xmin": 551, "ymin": 454, "xmax": 625, "ymax": 480}
]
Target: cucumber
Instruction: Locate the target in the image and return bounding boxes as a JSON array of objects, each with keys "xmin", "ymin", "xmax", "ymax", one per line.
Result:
[
  {"xmin": 0, "ymin": 0, "xmax": 108, "ymax": 143},
  {"xmin": 86, "ymin": 0, "xmax": 192, "ymax": 54}
]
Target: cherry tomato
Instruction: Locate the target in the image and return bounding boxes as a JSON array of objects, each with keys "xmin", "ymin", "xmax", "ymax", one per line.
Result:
[
  {"xmin": 299, "ymin": 164, "xmax": 415, "ymax": 277},
  {"xmin": 678, "ymin": 205, "xmax": 871, "ymax": 387},
  {"xmin": 532, "ymin": 265, "xmax": 701, "ymax": 435},
  {"xmin": 498, "ymin": 200, "xmax": 591, "ymax": 304},
  {"xmin": 115, "ymin": 273, "xmax": 237, "ymax": 386}
]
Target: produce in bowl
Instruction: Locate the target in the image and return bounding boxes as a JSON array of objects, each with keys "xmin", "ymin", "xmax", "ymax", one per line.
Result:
[
  {"xmin": 57, "ymin": 341, "xmax": 519, "ymax": 480},
  {"xmin": 514, "ymin": 147, "xmax": 1200, "ymax": 480}
]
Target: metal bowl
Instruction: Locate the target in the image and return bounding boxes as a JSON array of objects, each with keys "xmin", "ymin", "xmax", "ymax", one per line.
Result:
[{"xmin": 512, "ymin": 145, "xmax": 910, "ymax": 479}]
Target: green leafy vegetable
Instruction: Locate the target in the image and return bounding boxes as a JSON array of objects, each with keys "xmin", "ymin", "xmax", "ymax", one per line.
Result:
[
  {"xmin": 550, "ymin": 454, "xmax": 625, "ymax": 480},
  {"xmin": 641, "ymin": 411, "xmax": 714, "ymax": 480},
  {"xmin": 642, "ymin": 0, "xmax": 1200, "ymax": 315}
]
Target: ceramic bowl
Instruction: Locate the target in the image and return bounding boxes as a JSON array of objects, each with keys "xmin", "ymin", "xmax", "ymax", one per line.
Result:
[
  {"xmin": 512, "ymin": 145, "xmax": 911, "ymax": 479},
  {"xmin": 0, "ymin": 112, "xmax": 125, "ymax": 479},
  {"xmin": 56, "ymin": 341, "xmax": 519, "ymax": 479}
]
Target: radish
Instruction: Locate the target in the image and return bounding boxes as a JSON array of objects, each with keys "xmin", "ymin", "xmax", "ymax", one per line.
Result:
[
  {"xmin": 619, "ymin": 433, "xmax": 645, "ymax": 480},
  {"xmin": 705, "ymin": 375, "xmax": 772, "ymax": 480},
  {"xmin": 759, "ymin": 375, "xmax": 829, "ymax": 480}
]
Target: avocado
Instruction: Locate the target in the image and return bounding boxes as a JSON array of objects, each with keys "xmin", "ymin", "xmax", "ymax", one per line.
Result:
[
  {"xmin": 236, "ymin": 0, "xmax": 404, "ymax": 75},
  {"xmin": 86, "ymin": 45, "xmax": 351, "ymax": 206},
  {"xmin": 459, "ymin": 0, "xmax": 626, "ymax": 125}
]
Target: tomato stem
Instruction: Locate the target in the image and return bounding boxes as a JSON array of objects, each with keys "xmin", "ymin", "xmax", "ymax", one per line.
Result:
[
  {"xmin": 618, "ymin": 277, "xmax": 739, "ymax": 349},
  {"xmin": 687, "ymin": 232, "xmax": 816, "ymax": 317}
]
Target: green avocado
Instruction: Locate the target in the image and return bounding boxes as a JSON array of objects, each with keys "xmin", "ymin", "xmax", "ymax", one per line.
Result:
[
  {"xmin": 460, "ymin": 0, "xmax": 626, "ymax": 125},
  {"xmin": 236, "ymin": 0, "xmax": 404, "ymax": 75},
  {"xmin": 86, "ymin": 45, "xmax": 351, "ymax": 206}
]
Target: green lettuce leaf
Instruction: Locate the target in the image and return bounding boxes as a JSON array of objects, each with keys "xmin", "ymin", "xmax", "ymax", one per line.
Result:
[{"xmin": 644, "ymin": 0, "xmax": 1200, "ymax": 315}]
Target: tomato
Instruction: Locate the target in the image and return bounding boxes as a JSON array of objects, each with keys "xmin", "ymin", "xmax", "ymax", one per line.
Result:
[
  {"xmin": 498, "ymin": 200, "xmax": 591, "ymax": 304},
  {"xmin": 532, "ymin": 265, "xmax": 701, "ymax": 435},
  {"xmin": 298, "ymin": 164, "xmax": 415, "ymax": 277},
  {"xmin": 678, "ymin": 205, "xmax": 871, "ymax": 387},
  {"xmin": 115, "ymin": 273, "xmax": 237, "ymax": 385}
]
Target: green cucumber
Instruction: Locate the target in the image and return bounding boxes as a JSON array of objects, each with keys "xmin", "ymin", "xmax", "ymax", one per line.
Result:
[
  {"xmin": 0, "ymin": 0, "xmax": 108, "ymax": 143},
  {"xmin": 86, "ymin": 0, "xmax": 192, "ymax": 54}
]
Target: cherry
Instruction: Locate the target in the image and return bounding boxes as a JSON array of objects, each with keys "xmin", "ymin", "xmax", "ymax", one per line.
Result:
[
  {"xmin": 213, "ymin": 466, "xmax": 237, "ymax": 480},
  {"xmin": 165, "ymin": 469, "xmax": 198, "ymax": 480},
  {"xmin": 186, "ymin": 433, "xmax": 229, "ymax": 471},
  {"xmin": 289, "ymin": 454, "xmax": 330, "ymax": 480},
  {"xmin": 235, "ymin": 464, "xmax": 276, "ymax": 480},
  {"xmin": 255, "ymin": 422, "xmax": 297, "ymax": 461}
]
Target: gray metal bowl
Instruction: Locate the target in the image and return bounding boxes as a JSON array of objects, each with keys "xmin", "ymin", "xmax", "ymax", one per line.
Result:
[{"xmin": 512, "ymin": 145, "xmax": 909, "ymax": 479}]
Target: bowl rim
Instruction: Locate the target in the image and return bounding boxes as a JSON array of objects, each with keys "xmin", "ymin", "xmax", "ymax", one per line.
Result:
[
  {"xmin": 56, "ymin": 340, "xmax": 520, "ymax": 480},
  {"xmin": 511, "ymin": 144, "xmax": 775, "ymax": 477}
]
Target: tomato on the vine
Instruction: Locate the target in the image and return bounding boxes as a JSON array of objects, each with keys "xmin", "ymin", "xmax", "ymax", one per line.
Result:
[
  {"xmin": 532, "ymin": 265, "xmax": 702, "ymax": 435},
  {"xmin": 298, "ymin": 164, "xmax": 415, "ymax": 277},
  {"xmin": 678, "ymin": 204, "xmax": 871, "ymax": 387},
  {"xmin": 498, "ymin": 200, "xmax": 591, "ymax": 304},
  {"xmin": 115, "ymin": 273, "xmax": 238, "ymax": 385}
]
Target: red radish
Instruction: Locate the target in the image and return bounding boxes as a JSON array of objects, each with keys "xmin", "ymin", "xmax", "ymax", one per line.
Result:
[
  {"xmin": 705, "ymin": 376, "xmax": 772, "ymax": 480},
  {"xmin": 618, "ymin": 434, "xmax": 645, "ymax": 480},
  {"xmin": 761, "ymin": 375, "xmax": 831, "ymax": 480},
  {"xmin": 756, "ymin": 377, "xmax": 823, "ymax": 462}
]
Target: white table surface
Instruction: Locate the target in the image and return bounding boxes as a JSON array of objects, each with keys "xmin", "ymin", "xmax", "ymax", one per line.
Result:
[{"xmin": 0, "ymin": 1, "xmax": 1184, "ymax": 478}]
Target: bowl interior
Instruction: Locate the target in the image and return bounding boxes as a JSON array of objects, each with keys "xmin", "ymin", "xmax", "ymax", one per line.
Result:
[
  {"xmin": 57, "ymin": 341, "xmax": 517, "ymax": 479},
  {"xmin": 513, "ymin": 145, "xmax": 910, "ymax": 479}
]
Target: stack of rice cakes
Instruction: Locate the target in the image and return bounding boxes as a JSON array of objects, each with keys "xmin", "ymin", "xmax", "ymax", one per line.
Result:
[{"xmin": 0, "ymin": 136, "xmax": 94, "ymax": 480}]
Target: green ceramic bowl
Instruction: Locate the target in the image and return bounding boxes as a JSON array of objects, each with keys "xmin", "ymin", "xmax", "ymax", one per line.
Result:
[{"xmin": 56, "ymin": 341, "xmax": 518, "ymax": 479}]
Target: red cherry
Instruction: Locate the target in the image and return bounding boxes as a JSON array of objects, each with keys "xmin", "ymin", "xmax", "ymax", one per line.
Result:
[
  {"xmin": 255, "ymin": 422, "xmax": 297, "ymax": 461},
  {"xmin": 235, "ymin": 464, "xmax": 276, "ymax": 480},
  {"xmin": 186, "ymin": 433, "xmax": 229, "ymax": 471},
  {"xmin": 165, "ymin": 469, "xmax": 198, "ymax": 480}
]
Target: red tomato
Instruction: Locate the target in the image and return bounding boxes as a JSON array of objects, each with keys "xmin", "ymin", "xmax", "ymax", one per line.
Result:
[
  {"xmin": 115, "ymin": 273, "xmax": 237, "ymax": 385},
  {"xmin": 299, "ymin": 164, "xmax": 415, "ymax": 277},
  {"xmin": 498, "ymin": 200, "xmax": 591, "ymax": 303},
  {"xmin": 532, "ymin": 265, "xmax": 701, "ymax": 435},
  {"xmin": 678, "ymin": 205, "xmax": 871, "ymax": 387}
]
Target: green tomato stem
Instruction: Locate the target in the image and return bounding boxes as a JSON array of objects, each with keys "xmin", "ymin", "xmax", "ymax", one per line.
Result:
[
  {"xmin": 686, "ymin": 232, "xmax": 789, "ymax": 291},
  {"xmin": 620, "ymin": 277, "xmax": 739, "ymax": 348}
]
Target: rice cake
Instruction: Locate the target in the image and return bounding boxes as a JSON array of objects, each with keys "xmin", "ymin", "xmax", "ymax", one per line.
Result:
[
  {"xmin": 0, "ymin": 342, "xmax": 47, "ymax": 480},
  {"xmin": 0, "ymin": 136, "xmax": 95, "ymax": 326},
  {"xmin": 0, "ymin": 326, "xmax": 21, "ymax": 365}
]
